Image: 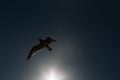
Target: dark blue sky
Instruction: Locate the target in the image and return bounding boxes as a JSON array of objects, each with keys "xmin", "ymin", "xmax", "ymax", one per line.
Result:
[{"xmin": 0, "ymin": 0, "xmax": 120, "ymax": 80}]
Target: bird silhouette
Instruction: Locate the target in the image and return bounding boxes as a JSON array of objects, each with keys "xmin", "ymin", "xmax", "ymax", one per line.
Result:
[{"xmin": 27, "ymin": 37, "xmax": 56, "ymax": 60}]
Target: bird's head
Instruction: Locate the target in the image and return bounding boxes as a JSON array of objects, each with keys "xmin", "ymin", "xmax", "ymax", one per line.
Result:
[{"xmin": 47, "ymin": 37, "xmax": 56, "ymax": 42}]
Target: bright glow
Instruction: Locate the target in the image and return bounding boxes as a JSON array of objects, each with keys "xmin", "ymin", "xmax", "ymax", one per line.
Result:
[
  {"xmin": 46, "ymin": 69, "xmax": 56, "ymax": 80},
  {"xmin": 35, "ymin": 66, "xmax": 68, "ymax": 80},
  {"xmin": 41, "ymin": 67, "xmax": 67, "ymax": 80}
]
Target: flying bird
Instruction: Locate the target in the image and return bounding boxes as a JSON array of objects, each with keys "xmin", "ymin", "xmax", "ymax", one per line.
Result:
[{"xmin": 27, "ymin": 37, "xmax": 56, "ymax": 60}]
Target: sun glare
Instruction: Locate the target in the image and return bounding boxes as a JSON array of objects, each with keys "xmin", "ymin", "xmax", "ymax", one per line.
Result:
[
  {"xmin": 46, "ymin": 69, "xmax": 56, "ymax": 80},
  {"xmin": 35, "ymin": 66, "xmax": 68, "ymax": 80},
  {"xmin": 42, "ymin": 67, "xmax": 66, "ymax": 80}
]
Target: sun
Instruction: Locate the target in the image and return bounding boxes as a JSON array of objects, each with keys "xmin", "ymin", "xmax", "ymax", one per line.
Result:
[
  {"xmin": 35, "ymin": 66, "xmax": 68, "ymax": 80},
  {"xmin": 46, "ymin": 69, "xmax": 56, "ymax": 80},
  {"xmin": 43, "ymin": 68, "xmax": 65, "ymax": 80}
]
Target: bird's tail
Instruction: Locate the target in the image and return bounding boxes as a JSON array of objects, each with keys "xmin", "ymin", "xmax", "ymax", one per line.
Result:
[{"xmin": 46, "ymin": 46, "xmax": 52, "ymax": 51}]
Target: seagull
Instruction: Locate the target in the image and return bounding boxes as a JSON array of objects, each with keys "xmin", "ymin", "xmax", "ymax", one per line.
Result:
[{"xmin": 27, "ymin": 37, "xmax": 56, "ymax": 60}]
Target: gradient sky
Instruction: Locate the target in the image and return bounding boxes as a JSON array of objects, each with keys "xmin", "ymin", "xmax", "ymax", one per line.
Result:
[{"xmin": 0, "ymin": 0, "xmax": 120, "ymax": 80}]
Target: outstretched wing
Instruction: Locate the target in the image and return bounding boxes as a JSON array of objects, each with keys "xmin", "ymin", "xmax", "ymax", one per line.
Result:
[{"xmin": 27, "ymin": 44, "xmax": 43, "ymax": 60}]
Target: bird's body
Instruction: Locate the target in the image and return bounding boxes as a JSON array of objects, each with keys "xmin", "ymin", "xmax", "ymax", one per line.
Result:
[{"xmin": 27, "ymin": 37, "xmax": 56, "ymax": 60}]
